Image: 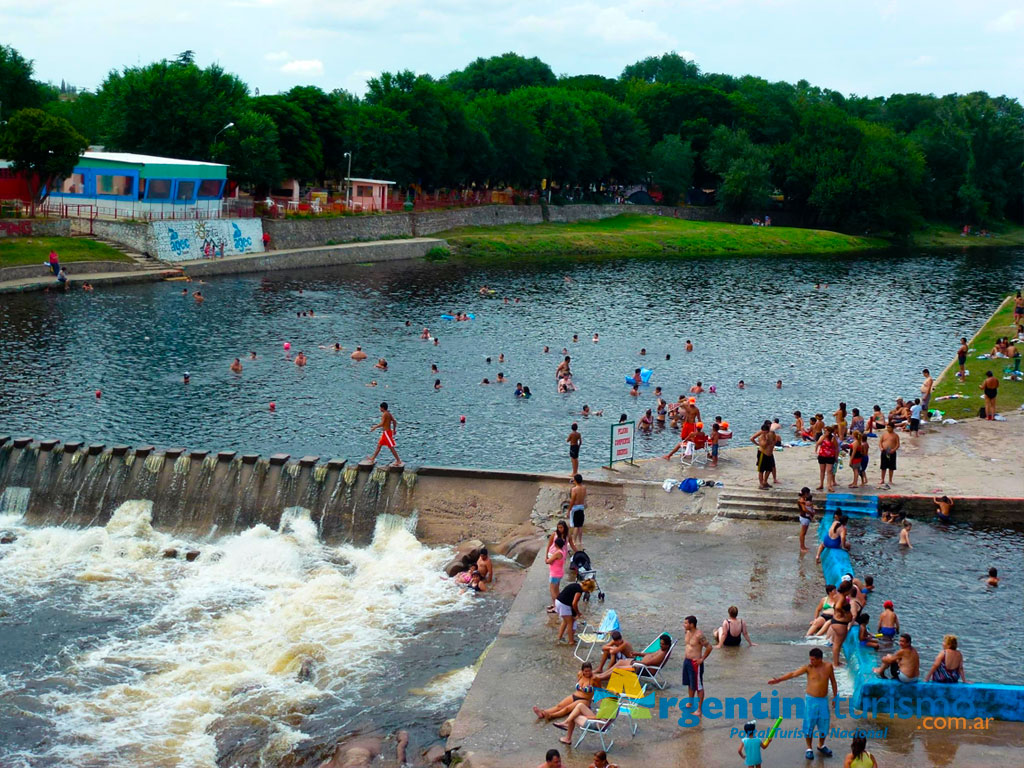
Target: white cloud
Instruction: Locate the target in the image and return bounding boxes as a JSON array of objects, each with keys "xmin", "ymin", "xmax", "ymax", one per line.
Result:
[
  {"xmin": 279, "ymin": 59, "xmax": 324, "ymax": 76},
  {"xmin": 263, "ymin": 51, "xmax": 290, "ymax": 62},
  {"xmin": 987, "ymin": 8, "xmax": 1024, "ymax": 32},
  {"xmin": 587, "ymin": 6, "xmax": 672, "ymax": 44},
  {"xmin": 909, "ymin": 55, "xmax": 935, "ymax": 67},
  {"xmin": 343, "ymin": 69, "xmax": 379, "ymax": 97}
]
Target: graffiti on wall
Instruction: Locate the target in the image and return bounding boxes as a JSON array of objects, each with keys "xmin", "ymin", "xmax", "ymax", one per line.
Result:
[
  {"xmin": 151, "ymin": 220, "xmax": 264, "ymax": 262},
  {"xmin": 0, "ymin": 220, "xmax": 33, "ymax": 237}
]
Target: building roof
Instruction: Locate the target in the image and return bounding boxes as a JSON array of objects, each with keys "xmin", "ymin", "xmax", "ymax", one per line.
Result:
[
  {"xmin": 345, "ymin": 177, "xmax": 396, "ymax": 185},
  {"xmin": 82, "ymin": 152, "xmax": 226, "ymax": 168}
]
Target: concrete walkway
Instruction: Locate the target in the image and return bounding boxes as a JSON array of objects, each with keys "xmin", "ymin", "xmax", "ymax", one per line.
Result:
[
  {"xmin": 448, "ymin": 504, "xmax": 1024, "ymax": 767},
  {"xmin": 0, "ymin": 267, "xmax": 182, "ymax": 294}
]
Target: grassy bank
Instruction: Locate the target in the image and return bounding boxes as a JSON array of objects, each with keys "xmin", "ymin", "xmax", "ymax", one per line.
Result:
[
  {"xmin": 440, "ymin": 214, "xmax": 886, "ymax": 260},
  {"xmin": 910, "ymin": 223, "xmax": 1024, "ymax": 249},
  {"xmin": 931, "ymin": 296, "xmax": 1023, "ymax": 420},
  {"xmin": 0, "ymin": 237, "xmax": 131, "ymax": 269}
]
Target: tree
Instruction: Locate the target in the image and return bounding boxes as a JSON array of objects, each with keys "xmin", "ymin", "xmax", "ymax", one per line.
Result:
[
  {"xmin": 0, "ymin": 108, "xmax": 87, "ymax": 213},
  {"xmin": 214, "ymin": 110, "xmax": 282, "ymax": 195},
  {"xmin": 621, "ymin": 53, "xmax": 700, "ymax": 84},
  {"xmin": 97, "ymin": 60, "xmax": 250, "ymax": 160},
  {"xmin": 446, "ymin": 53, "xmax": 556, "ymax": 94},
  {"xmin": 650, "ymin": 134, "xmax": 695, "ymax": 205},
  {"xmin": 470, "ymin": 92, "xmax": 543, "ymax": 187},
  {"xmin": 252, "ymin": 95, "xmax": 323, "ymax": 183},
  {"xmin": 45, "ymin": 91, "xmax": 104, "ymax": 144},
  {"xmin": 705, "ymin": 127, "xmax": 772, "ymax": 214},
  {"xmin": 0, "ymin": 45, "xmax": 48, "ymax": 115},
  {"xmin": 285, "ymin": 86, "xmax": 356, "ymax": 181}
]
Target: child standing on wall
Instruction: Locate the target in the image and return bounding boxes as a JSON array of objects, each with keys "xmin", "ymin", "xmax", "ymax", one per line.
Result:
[{"xmin": 262, "ymin": 230, "xmax": 271, "ymax": 251}]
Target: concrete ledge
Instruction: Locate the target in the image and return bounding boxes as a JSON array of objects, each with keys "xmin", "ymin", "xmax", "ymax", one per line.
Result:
[
  {"xmin": 0, "ymin": 260, "xmax": 148, "ymax": 283},
  {"xmin": 181, "ymin": 238, "xmax": 446, "ymax": 277}
]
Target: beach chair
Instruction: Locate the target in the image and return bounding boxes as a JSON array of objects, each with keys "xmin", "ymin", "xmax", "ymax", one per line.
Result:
[
  {"xmin": 594, "ymin": 681, "xmax": 653, "ymax": 738},
  {"xmin": 573, "ymin": 698, "xmax": 620, "ymax": 751},
  {"xmin": 574, "ymin": 609, "xmax": 620, "ymax": 662},
  {"xmin": 680, "ymin": 439, "xmax": 708, "ymax": 468},
  {"xmin": 633, "ymin": 633, "xmax": 677, "ymax": 690}
]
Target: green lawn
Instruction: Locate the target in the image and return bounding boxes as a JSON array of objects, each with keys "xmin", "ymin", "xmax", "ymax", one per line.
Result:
[
  {"xmin": 930, "ymin": 296, "xmax": 1023, "ymax": 419},
  {"xmin": 0, "ymin": 237, "xmax": 132, "ymax": 269},
  {"xmin": 440, "ymin": 214, "xmax": 887, "ymax": 261},
  {"xmin": 910, "ymin": 222, "xmax": 1024, "ymax": 249}
]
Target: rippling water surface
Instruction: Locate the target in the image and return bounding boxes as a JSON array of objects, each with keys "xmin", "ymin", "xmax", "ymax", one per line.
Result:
[{"xmin": 1, "ymin": 248, "xmax": 1022, "ymax": 469}]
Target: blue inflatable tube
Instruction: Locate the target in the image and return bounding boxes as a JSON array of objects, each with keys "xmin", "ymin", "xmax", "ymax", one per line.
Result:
[
  {"xmin": 624, "ymin": 367, "xmax": 653, "ymax": 385},
  {"xmin": 440, "ymin": 313, "xmax": 475, "ymax": 320}
]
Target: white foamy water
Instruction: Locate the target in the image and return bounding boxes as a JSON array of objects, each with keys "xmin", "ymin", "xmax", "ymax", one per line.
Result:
[{"xmin": 0, "ymin": 501, "xmax": 471, "ymax": 767}]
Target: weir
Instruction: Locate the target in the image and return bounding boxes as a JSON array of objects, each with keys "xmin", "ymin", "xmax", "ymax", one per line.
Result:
[{"xmin": 0, "ymin": 436, "xmax": 418, "ymax": 542}]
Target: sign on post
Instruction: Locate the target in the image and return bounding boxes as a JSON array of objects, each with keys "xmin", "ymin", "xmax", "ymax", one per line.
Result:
[{"xmin": 608, "ymin": 421, "xmax": 635, "ymax": 467}]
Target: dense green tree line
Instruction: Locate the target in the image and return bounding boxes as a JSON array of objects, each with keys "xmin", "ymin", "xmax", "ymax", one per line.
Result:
[{"xmin": 2, "ymin": 45, "xmax": 1021, "ymax": 232}]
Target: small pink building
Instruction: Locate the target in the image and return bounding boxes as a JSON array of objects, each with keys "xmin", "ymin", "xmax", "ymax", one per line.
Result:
[{"xmin": 345, "ymin": 177, "xmax": 395, "ymax": 212}]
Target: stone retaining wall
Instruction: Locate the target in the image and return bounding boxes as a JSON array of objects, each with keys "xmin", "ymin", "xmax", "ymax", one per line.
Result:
[
  {"xmin": 91, "ymin": 220, "xmax": 153, "ymax": 255},
  {"xmin": 0, "ymin": 218, "xmax": 71, "ymax": 238},
  {"xmin": 181, "ymin": 238, "xmax": 443, "ymax": 277}
]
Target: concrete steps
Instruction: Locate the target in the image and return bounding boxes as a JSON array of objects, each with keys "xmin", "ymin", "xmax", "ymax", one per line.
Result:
[
  {"xmin": 715, "ymin": 489, "xmax": 797, "ymax": 521},
  {"xmin": 73, "ymin": 233, "xmax": 161, "ymax": 267}
]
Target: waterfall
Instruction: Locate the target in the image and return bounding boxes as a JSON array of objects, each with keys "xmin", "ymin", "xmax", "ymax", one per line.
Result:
[
  {"xmin": 313, "ymin": 464, "xmax": 328, "ymax": 484},
  {"xmin": 173, "ymin": 455, "xmax": 191, "ymax": 475},
  {"xmin": 0, "ymin": 486, "xmax": 30, "ymax": 519},
  {"xmin": 144, "ymin": 454, "xmax": 164, "ymax": 474},
  {"xmin": 343, "ymin": 466, "xmax": 358, "ymax": 486}
]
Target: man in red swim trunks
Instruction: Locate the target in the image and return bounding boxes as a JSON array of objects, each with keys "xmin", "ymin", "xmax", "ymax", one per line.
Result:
[
  {"xmin": 369, "ymin": 401, "xmax": 402, "ymax": 466},
  {"xmin": 679, "ymin": 398, "xmax": 701, "ymax": 441}
]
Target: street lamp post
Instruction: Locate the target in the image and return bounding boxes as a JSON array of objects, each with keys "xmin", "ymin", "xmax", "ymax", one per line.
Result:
[
  {"xmin": 213, "ymin": 122, "xmax": 235, "ymax": 143},
  {"xmin": 343, "ymin": 151, "xmax": 352, "ymax": 209}
]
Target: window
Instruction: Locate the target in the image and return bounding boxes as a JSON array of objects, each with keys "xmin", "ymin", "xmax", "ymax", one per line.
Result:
[
  {"xmin": 146, "ymin": 179, "xmax": 172, "ymax": 200},
  {"xmin": 175, "ymin": 180, "xmax": 196, "ymax": 201},
  {"xmin": 95, "ymin": 174, "xmax": 134, "ymax": 197},
  {"xmin": 59, "ymin": 174, "xmax": 86, "ymax": 195},
  {"xmin": 197, "ymin": 179, "xmax": 223, "ymax": 198},
  {"xmin": 356, "ymin": 185, "xmax": 374, "ymax": 197}
]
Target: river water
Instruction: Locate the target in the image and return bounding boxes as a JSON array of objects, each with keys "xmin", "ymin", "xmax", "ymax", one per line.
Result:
[
  {"xmin": 1, "ymin": 248, "xmax": 1023, "ymax": 470},
  {"xmin": 0, "ymin": 502, "xmax": 507, "ymax": 767}
]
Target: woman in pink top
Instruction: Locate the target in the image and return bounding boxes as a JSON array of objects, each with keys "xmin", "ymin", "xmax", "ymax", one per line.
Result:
[{"xmin": 546, "ymin": 521, "xmax": 574, "ymax": 613}]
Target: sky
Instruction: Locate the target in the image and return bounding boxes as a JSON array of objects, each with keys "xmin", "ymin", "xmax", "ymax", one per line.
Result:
[{"xmin": 4, "ymin": 0, "xmax": 1023, "ymax": 101}]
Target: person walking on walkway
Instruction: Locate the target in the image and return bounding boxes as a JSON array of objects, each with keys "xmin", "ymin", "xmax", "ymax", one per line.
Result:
[
  {"xmin": 47, "ymin": 249, "xmax": 60, "ymax": 276},
  {"xmin": 368, "ymin": 402, "xmax": 402, "ymax": 466},
  {"xmin": 981, "ymin": 371, "xmax": 999, "ymax": 420}
]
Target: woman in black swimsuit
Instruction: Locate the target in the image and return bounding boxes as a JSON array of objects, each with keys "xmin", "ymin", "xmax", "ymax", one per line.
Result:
[
  {"xmin": 827, "ymin": 582, "xmax": 854, "ymax": 668},
  {"xmin": 713, "ymin": 606, "xmax": 756, "ymax": 648}
]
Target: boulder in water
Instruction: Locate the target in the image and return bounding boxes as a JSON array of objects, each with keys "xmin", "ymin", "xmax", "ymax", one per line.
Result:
[
  {"xmin": 0, "ymin": 532, "xmax": 16, "ymax": 545},
  {"xmin": 317, "ymin": 735, "xmax": 383, "ymax": 768},
  {"xmin": 185, "ymin": 550, "xmax": 201, "ymax": 562},
  {"xmin": 396, "ymin": 730, "xmax": 409, "ymax": 764},
  {"xmin": 506, "ymin": 536, "xmax": 545, "ymax": 566},
  {"xmin": 438, "ymin": 719, "xmax": 454, "ymax": 738},
  {"xmin": 423, "ymin": 744, "xmax": 446, "ymax": 764},
  {"xmin": 297, "ymin": 658, "xmax": 315, "ymax": 682},
  {"xmin": 162, "ymin": 548, "xmax": 178, "ymax": 558},
  {"xmin": 456, "ymin": 538, "xmax": 484, "ymax": 558},
  {"xmin": 444, "ymin": 557, "xmax": 467, "ymax": 577}
]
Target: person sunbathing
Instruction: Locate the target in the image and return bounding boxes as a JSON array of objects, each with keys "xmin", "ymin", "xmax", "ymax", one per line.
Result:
[
  {"xmin": 552, "ymin": 700, "xmax": 606, "ymax": 745},
  {"xmin": 591, "ymin": 634, "xmax": 671, "ymax": 682},
  {"xmin": 532, "ymin": 663, "xmax": 596, "ymax": 720}
]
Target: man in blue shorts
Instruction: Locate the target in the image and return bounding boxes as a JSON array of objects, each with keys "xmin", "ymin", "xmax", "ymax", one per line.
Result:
[{"xmin": 768, "ymin": 647, "xmax": 837, "ymax": 760}]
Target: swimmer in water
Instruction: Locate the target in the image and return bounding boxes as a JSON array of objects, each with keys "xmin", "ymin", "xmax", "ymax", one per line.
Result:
[
  {"xmin": 333, "ymin": 342, "xmax": 342, "ymax": 351},
  {"xmin": 640, "ymin": 348, "xmax": 647, "ymax": 356},
  {"xmin": 295, "ymin": 351, "xmax": 308, "ymax": 366},
  {"xmin": 482, "ymin": 378, "xmax": 491, "ymax": 385},
  {"xmin": 592, "ymin": 333, "xmax": 599, "ymax": 342},
  {"xmin": 934, "ymin": 496, "xmax": 953, "ymax": 523},
  {"xmin": 738, "ymin": 380, "xmax": 745, "ymax": 389},
  {"xmin": 685, "ymin": 340, "xmax": 693, "ymax": 352},
  {"xmin": 433, "ymin": 338, "xmax": 440, "ymax": 346},
  {"xmin": 183, "ymin": 372, "xmax": 191, "ymax": 384},
  {"xmin": 434, "ymin": 379, "xmax": 442, "ymax": 390},
  {"xmin": 573, "ymin": 334, "xmax": 579, "ymax": 343},
  {"xmin": 899, "ymin": 520, "xmax": 912, "ymax": 548},
  {"xmin": 249, "ymin": 351, "xmax": 257, "ymax": 360},
  {"xmin": 374, "ymin": 358, "xmax": 388, "ymax": 370},
  {"xmin": 776, "ymin": 380, "xmax": 783, "ymax": 389},
  {"xmin": 351, "ymin": 347, "xmax": 368, "ymax": 360},
  {"xmin": 630, "ymin": 384, "xmax": 640, "ymax": 397},
  {"xmin": 431, "ymin": 364, "xmax": 439, "ymax": 374},
  {"xmin": 181, "ymin": 288, "xmax": 188, "ymax": 296},
  {"xmin": 230, "ymin": 358, "xmax": 243, "ymax": 373},
  {"xmin": 986, "ymin": 568, "xmax": 999, "ymax": 587},
  {"xmin": 499, "ymin": 353, "xmax": 505, "ymax": 363},
  {"xmin": 690, "ymin": 381, "xmax": 704, "ymax": 394},
  {"xmin": 543, "ymin": 346, "xmax": 550, "ymax": 353},
  {"xmin": 193, "ymin": 291, "xmax": 204, "ymax": 302},
  {"xmin": 581, "ymin": 404, "xmax": 603, "ymax": 416},
  {"xmin": 421, "ymin": 327, "xmax": 431, "ymax": 339},
  {"xmin": 497, "ymin": 372, "xmax": 507, "ymax": 383},
  {"xmin": 367, "ymin": 380, "xmax": 378, "ymax": 387}
]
